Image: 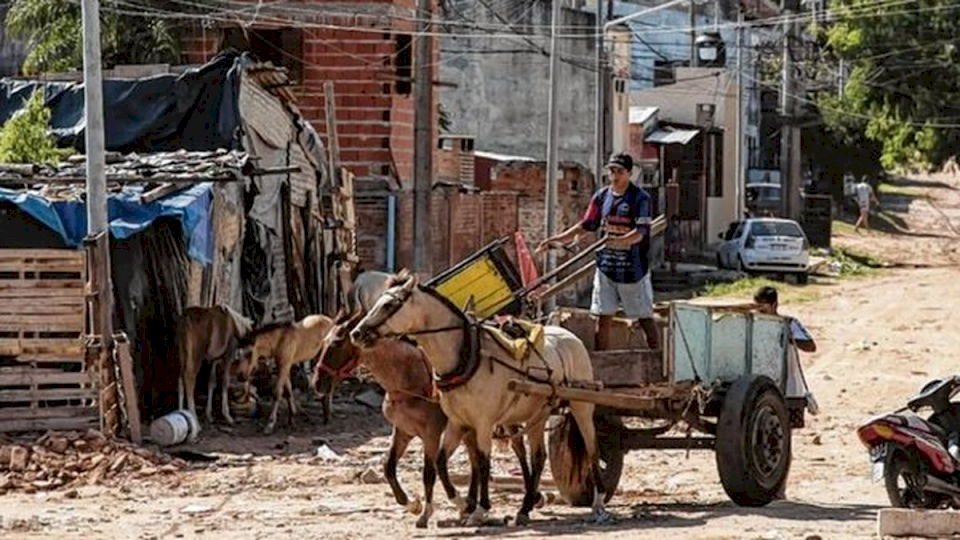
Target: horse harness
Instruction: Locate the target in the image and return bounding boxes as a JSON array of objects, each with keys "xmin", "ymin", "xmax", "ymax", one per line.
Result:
[{"xmin": 364, "ymin": 284, "xmax": 560, "ymax": 393}]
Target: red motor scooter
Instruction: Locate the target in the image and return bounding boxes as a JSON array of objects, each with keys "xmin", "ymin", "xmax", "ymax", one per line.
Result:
[{"xmin": 857, "ymin": 376, "xmax": 960, "ymax": 509}]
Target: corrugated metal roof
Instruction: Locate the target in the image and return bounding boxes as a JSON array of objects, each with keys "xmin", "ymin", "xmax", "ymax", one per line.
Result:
[
  {"xmin": 629, "ymin": 106, "xmax": 659, "ymax": 125},
  {"xmin": 474, "ymin": 150, "xmax": 538, "ymax": 162},
  {"xmin": 646, "ymin": 128, "xmax": 700, "ymax": 145}
]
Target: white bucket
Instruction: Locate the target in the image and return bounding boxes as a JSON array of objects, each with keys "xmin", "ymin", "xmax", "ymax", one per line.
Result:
[{"xmin": 149, "ymin": 409, "xmax": 200, "ymax": 446}]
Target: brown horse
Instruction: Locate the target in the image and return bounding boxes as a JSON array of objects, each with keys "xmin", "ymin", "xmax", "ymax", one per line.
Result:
[
  {"xmin": 351, "ymin": 271, "xmax": 607, "ymax": 527},
  {"xmin": 237, "ymin": 314, "xmax": 335, "ymax": 434},
  {"xmin": 176, "ymin": 305, "xmax": 254, "ymax": 430},
  {"xmin": 313, "ymin": 311, "xmax": 544, "ymax": 528}
]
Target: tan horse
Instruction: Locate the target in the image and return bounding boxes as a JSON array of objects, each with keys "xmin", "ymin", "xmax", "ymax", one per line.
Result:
[
  {"xmin": 313, "ymin": 311, "xmax": 545, "ymax": 528},
  {"xmin": 237, "ymin": 314, "xmax": 335, "ymax": 433},
  {"xmin": 350, "ymin": 270, "xmax": 609, "ymax": 527},
  {"xmin": 176, "ymin": 305, "xmax": 254, "ymax": 429}
]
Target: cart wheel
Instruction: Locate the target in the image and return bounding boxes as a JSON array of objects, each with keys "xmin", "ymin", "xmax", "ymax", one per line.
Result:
[
  {"xmin": 716, "ymin": 375, "xmax": 792, "ymax": 507},
  {"xmin": 547, "ymin": 412, "xmax": 624, "ymax": 507}
]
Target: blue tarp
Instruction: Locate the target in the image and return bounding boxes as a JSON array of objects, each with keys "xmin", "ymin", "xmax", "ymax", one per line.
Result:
[{"xmin": 0, "ymin": 184, "xmax": 214, "ymax": 264}]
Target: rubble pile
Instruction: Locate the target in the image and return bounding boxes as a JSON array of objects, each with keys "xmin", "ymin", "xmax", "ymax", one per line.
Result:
[{"xmin": 0, "ymin": 429, "xmax": 187, "ymax": 493}]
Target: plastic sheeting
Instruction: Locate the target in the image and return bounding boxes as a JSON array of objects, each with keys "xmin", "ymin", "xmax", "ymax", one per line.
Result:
[
  {"xmin": 0, "ymin": 183, "xmax": 213, "ymax": 263},
  {"xmin": 0, "ymin": 49, "xmax": 245, "ymax": 153}
]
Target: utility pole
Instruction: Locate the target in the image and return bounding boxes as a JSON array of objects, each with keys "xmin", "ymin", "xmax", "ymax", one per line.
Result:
[
  {"xmin": 735, "ymin": 6, "xmax": 744, "ymax": 220},
  {"xmin": 779, "ymin": 6, "xmax": 793, "ymax": 219},
  {"xmin": 412, "ymin": 0, "xmax": 434, "ymax": 275},
  {"xmin": 544, "ymin": 0, "xmax": 562, "ymax": 312},
  {"xmin": 689, "ymin": 0, "xmax": 698, "ymax": 67},
  {"xmin": 594, "ymin": 0, "xmax": 605, "ymax": 190},
  {"xmin": 81, "ymin": 0, "xmax": 112, "ymax": 340}
]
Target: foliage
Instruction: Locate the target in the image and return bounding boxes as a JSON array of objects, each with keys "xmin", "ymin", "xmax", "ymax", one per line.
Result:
[
  {"xmin": 816, "ymin": 0, "xmax": 960, "ymax": 171},
  {"xmin": 5, "ymin": 0, "xmax": 191, "ymax": 75},
  {"xmin": 0, "ymin": 88, "xmax": 69, "ymax": 164},
  {"xmin": 700, "ymin": 277, "xmax": 820, "ymax": 303}
]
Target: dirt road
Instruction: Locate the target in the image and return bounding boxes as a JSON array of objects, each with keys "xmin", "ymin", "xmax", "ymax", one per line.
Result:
[{"xmin": 3, "ymin": 173, "xmax": 960, "ymax": 539}]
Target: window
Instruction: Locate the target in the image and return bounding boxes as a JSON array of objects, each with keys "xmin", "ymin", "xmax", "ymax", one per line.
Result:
[
  {"xmin": 653, "ymin": 60, "xmax": 683, "ymax": 87},
  {"xmin": 460, "ymin": 139, "xmax": 474, "ymax": 152},
  {"xmin": 395, "ymin": 34, "xmax": 412, "ymax": 95},
  {"xmin": 748, "ymin": 221, "xmax": 804, "ymax": 237},
  {"xmin": 439, "ymin": 138, "xmax": 454, "ymax": 150},
  {"xmin": 221, "ymin": 27, "xmax": 303, "ymax": 82}
]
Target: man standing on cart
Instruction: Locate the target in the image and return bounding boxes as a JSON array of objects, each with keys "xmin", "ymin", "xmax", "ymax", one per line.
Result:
[{"xmin": 536, "ymin": 152, "xmax": 659, "ymax": 351}]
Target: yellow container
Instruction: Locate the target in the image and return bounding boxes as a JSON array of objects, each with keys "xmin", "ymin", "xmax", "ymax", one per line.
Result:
[{"xmin": 427, "ymin": 238, "xmax": 524, "ymax": 319}]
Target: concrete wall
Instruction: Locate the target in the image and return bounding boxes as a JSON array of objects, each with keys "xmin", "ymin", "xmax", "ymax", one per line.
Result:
[
  {"xmin": 632, "ymin": 67, "xmax": 739, "ymax": 242},
  {"xmin": 439, "ymin": 0, "xmax": 598, "ymax": 166}
]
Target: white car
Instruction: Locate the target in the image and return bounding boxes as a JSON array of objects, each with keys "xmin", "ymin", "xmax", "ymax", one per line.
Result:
[{"xmin": 716, "ymin": 218, "xmax": 810, "ymax": 283}]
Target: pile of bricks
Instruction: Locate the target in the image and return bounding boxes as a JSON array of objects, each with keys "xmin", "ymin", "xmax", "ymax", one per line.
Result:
[{"xmin": 0, "ymin": 430, "xmax": 187, "ymax": 493}]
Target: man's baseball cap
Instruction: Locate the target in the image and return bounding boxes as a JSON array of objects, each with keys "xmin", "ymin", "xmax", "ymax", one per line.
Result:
[{"xmin": 605, "ymin": 152, "xmax": 634, "ymax": 171}]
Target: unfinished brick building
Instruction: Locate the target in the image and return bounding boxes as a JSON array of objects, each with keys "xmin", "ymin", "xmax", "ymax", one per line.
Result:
[{"xmin": 180, "ymin": 0, "xmax": 433, "ymax": 271}]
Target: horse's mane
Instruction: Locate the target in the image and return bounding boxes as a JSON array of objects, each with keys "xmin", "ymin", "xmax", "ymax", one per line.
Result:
[
  {"xmin": 222, "ymin": 304, "xmax": 254, "ymax": 338},
  {"xmin": 386, "ymin": 268, "xmax": 413, "ymax": 288}
]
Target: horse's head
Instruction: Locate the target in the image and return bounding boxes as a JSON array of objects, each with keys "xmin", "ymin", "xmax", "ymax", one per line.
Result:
[
  {"xmin": 235, "ymin": 345, "xmax": 258, "ymax": 384},
  {"xmin": 350, "ymin": 269, "xmax": 422, "ymax": 347},
  {"xmin": 311, "ymin": 309, "xmax": 363, "ymax": 395}
]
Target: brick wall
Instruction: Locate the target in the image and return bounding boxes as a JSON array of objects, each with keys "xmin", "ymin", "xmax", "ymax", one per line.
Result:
[{"xmin": 178, "ymin": 5, "xmax": 434, "ymax": 191}]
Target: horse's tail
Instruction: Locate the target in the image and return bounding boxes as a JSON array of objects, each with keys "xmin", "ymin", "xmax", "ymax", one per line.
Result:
[{"xmin": 549, "ymin": 412, "xmax": 597, "ymax": 507}]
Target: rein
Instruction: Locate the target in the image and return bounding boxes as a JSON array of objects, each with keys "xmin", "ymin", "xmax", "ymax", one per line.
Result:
[{"xmin": 315, "ymin": 355, "xmax": 360, "ymax": 379}]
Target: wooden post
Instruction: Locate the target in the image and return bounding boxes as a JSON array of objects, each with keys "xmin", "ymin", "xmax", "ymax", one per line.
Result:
[
  {"xmin": 114, "ymin": 332, "xmax": 141, "ymax": 443},
  {"xmin": 323, "ymin": 81, "xmax": 341, "ymax": 189}
]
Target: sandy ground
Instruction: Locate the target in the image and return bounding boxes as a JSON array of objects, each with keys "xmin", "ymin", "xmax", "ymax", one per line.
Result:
[{"xmin": 4, "ymin": 172, "xmax": 960, "ymax": 539}]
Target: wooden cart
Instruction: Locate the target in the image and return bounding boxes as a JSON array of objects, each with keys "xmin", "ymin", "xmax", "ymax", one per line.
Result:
[{"xmin": 509, "ymin": 302, "xmax": 813, "ymax": 508}]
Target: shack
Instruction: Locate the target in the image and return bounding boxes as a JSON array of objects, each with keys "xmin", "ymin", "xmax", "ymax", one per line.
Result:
[{"xmin": 0, "ymin": 50, "xmax": 356, "ymax": 434}]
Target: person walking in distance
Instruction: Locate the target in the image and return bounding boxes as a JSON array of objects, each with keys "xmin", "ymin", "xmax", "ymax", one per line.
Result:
[
  {"xmin": 536, "ymin": 152, "xmax": 659, "ymax": 351},
  {"xmin": 854, "ymin": 176, "xmax": 880, "ymax": 232}
]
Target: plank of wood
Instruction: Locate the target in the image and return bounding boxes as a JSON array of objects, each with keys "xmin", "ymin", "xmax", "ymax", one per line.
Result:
[
  {"xmin": 0, "ymin": 249, "xmax": 83, "ymax": 260},
  {"xmin": 0, "ymin": 387, "xmax": 96, "ymax": 403},
  {"xmin": 0, "ymin": 406, "xmax": 97, "ymax": 420},
  {"xmin": 140, "ymin": 182, "xmax": 186, "ymax": 204},
  {"xmin": 0, "ymin": 370, "xmax": 92, "ymax": 386},
  {"xmin": 0, "ymin": 314, "xmax": 84, "ymax": 330},
  {"xmin": 0, "ymin": 297, "xmax": 85, "ymax": 309},
  {"xmin": 0, "ymin": 416, "xmax": 98, "ymax": 433},
  {"xmin": 9, "ymin": 353, "xmax": 85, "ymax": 363},
  {"xmin": 0, "ymin": 261, "xmax": 84, "ymax": 272},
  {"xmin": 0, "ymin": 287, "xmax": 85, "ymax": 298},
  {"xmin": 508, "ymin": 379, "xmax": 661, "ymax": 410},
  {"xmin": 0, "ymin": 339, "xmax": 84, "ymax": 357},
  {"xmin": 591, "ymin": 349, "xmax": 666, "ymax": 386},
  {"xmin": 115, "ymin": 337, "xmax": 141, "ymax": 444},
  {"xmin": 0, "ymin": 281, "xmax": 84, "ymax": 291}
]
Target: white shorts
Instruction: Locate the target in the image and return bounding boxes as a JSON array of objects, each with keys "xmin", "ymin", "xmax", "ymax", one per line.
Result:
[{"xmin": 590, "ymin": 270, "xmax": 654, "ymax": 319}]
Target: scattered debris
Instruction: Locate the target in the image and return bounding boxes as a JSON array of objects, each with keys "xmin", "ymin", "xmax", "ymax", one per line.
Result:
[
  {"xmin": 358, "ymin": 467, "xmax": 383, "ymax": 484},
  {"xmin": 315, "ymin": 444, "xmax": 344, "ymax": 462},
  {"xmin": 812, "ymin": 434, "xmax": 823, "ymax": 446},
  {"xmin": 179, "ymin": 504, "xmax": 214, "ymax": 516},
  {"xmin": 0, "ymin": 430, "xmax": 187, "ymax": 494}
]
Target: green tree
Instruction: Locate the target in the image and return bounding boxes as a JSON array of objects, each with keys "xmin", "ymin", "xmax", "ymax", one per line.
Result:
[
  {"xmin": 0, "ymin": 88, "xmax": 69, "ymax": 164},
  {"xmin": 818, "ymin": 0, "xmax": 960, "ymax": 170},
  {"xmin": 5, "ymin": 0, "xmax": 189, "ymax": 75}
]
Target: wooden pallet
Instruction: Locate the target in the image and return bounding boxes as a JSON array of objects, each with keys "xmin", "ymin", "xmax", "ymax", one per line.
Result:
[{"xmin": 0, "ymin": 249, "xmax": 94, "ymax": 432}]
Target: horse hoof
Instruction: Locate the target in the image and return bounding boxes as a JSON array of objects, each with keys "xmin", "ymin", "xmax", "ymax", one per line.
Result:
[
  {"xmin": 415, "ymin": 502, "xmax": 433, "ymax": 529},
  {"xmin": 592, "ymin": 508, "xmax": 612, "ymax": 525},
  {"xmin": 514, "ymin": 513, "xmax": 531, "ymax": 527},
  {"xmin": 466, "ymin": 508, "xmax": 487, "ymax": 527},
  {"xmin": 415, "ymin": 517, "xmax": 429, "ymax": 529},
  {"xmin": 405, "ymin": 499, "xmax": 423, "ymax": 515},
  {"xmin": 535, "ymin": 492, "xmax": 546, "ymax": 509}
]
